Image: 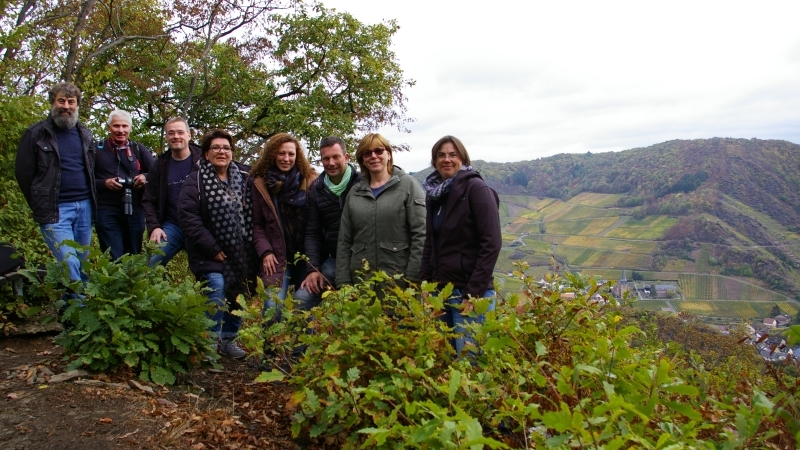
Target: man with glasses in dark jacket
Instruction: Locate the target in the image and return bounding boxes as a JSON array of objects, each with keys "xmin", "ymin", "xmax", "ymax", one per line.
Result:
[
  {"xmin": 296, "ymin": 136, "xmax": 360, "ymax": 308},
  {"xmin": 142, "ymin": 117, "xmax": 202, "ymax": 267}
]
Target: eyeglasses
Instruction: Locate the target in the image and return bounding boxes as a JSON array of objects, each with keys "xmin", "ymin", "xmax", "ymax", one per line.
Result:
[
  {"xmin": 209, "ymin": 145, "xmax": 232, "ymax": 153},
  {"xmin": 166, "ymin": 130, "xmax": 187, "ymax": 137},
  {"xmin": 363, "ymin": 148, "xmax": 386, "ymax": 158}
]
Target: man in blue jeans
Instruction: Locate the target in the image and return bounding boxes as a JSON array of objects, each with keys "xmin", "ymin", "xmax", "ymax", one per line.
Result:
[
  {"xmin": 94, "ymin": 110, "xmax": 155, "ymax": 259},
  {"xmin": 142, "ymin": 117, "xmax": 201, "ymax": 267},
  {"xmin": 15, "ymin": 83, "xmax": 96, "ymax": 296}
]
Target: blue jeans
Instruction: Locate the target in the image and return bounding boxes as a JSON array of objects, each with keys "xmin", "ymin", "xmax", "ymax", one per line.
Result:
[
  {"xmin": 441, "ymin": 288, "xmax": 496, "ymax": 356},
  {"xmin": 96, "ymin": 208, "xmax": 145, "ymax": 260},
  {"xmin": 40, "ymin": 199, "xmax": 93, "ymax": 283},
  {"xmin": 147, "ymin": 221, "xmax": 185, "ymax": 267},
  {"xmin": 293, "ymin": 257, "xmax": 336, "ymax": 311},
  {"xmin": 202, "ymin": 272, "xmax": 241, "ymax": 340}
]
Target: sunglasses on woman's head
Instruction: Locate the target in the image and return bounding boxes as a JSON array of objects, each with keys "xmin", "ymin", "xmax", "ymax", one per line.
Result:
[{"xmin": 363, "ymin": 148, "xmax": 386, "ymax": 158}]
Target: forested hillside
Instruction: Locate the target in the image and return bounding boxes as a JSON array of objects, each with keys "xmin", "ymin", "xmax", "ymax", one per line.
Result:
[{"xmin": 413, "ymin": 138, "xmax": 800, "ymax": 299}]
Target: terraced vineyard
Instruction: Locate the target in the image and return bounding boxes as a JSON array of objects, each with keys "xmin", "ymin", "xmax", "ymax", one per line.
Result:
[
  {"xmin": 671, "ymin": 301, "xmax": 799, "ymax": 319},
  {"xmin": 494, "ymin": 192, "xmax": 798, "ymax": 320},
  {"xmin": 679, "ymin": 274, "xmax": 790, "ymax": 302},
  {"xmin": 605, "ymin": 216, "xmax": 678, "ymax": 240}
]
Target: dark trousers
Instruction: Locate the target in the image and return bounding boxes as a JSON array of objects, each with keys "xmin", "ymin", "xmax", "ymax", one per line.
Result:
[{"xmin": 96, "ymin": 208, "xmax": 146, "ymax": 260}]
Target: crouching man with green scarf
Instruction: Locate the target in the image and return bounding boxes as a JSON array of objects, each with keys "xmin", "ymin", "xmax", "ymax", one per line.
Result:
[{"xmin": 296, "ymin": 136, "xmax": 361, "ymax": 309}]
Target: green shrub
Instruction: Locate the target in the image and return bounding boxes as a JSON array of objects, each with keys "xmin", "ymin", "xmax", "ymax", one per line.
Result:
[
  {"xmin": 25, "ymin": 243, "xmax": 218, "ymax": 384},
  {"xmin": 253, "ymin": 264, "xmax": 797, "ymax": 448}
]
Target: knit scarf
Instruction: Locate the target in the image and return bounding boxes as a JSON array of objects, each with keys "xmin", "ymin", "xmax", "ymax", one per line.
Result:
[
  {"xmin": 324, "ymin": 164, "xmax": 352, "ymax": 197},
  {"xmin": 198, "ymin": 158, "xmax": 255, "ymax": 300},
  {"xmin": 423, "ymin": 165, "xmax": 473, "ymax": 201},
  {"xmin": 265, "ymin": 166, "xmax": 306, "ymax": 206}
]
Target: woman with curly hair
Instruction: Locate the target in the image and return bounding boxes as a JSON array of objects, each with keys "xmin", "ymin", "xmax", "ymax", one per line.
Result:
[{"xmin": 251, "ymin": 133, "xmax": 317, "ymax": 317}]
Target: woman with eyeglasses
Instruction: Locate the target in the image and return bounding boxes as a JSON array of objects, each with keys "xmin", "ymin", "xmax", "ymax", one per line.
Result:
[
  {"xmin": 179, "ymin": 129, "xmax": 256, "ymax": 359},
  {"xmin": 336, "ymin": 133, "xmax": 426, "ymax": 288},
  {"xmin": 250, "ymin": 133, "xmax": 318, "ymax": 316},
  {"xmin": 418, "ymin": 136, "xmax": 501, "ymax": 356}
]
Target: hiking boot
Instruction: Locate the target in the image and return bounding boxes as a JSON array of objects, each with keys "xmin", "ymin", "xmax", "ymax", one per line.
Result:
[{"xmin": 218, "ymin": 338, "xmax": 246, "ymax": 359}]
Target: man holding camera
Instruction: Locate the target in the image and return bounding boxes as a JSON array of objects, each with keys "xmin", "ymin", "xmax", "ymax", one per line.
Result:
[{"xmin": 94, "ymin": 109, "xmax": 155, "ymax": 259}]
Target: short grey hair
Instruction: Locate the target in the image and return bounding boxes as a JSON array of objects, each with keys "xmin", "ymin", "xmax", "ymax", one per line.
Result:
[{"xmin": 107, "ymin": 109, "xmax": 132, "ymax": 127}]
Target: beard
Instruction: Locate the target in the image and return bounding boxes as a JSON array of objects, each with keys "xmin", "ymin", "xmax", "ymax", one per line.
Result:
[{"xmin": 51, "ymin": 104, "xmax": 79, "ymax": 129}]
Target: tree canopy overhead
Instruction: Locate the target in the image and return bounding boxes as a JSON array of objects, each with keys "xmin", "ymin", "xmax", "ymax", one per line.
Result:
[{"xmin": 0, "ymin": 0, "xmax": 414, "ymax": 159}]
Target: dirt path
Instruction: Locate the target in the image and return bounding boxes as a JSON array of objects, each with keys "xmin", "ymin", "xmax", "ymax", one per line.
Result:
[{"xmin": 0, "ymin": 332, "xmax": 312, "ymax": 449}]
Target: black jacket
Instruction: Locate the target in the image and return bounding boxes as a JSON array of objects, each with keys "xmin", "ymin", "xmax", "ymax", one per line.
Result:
[
  {"xmin": 304, "ymin": 165, "xmax": 361, "ymax": 268},
  {"xmin": 94, "ymin": 138, "xmax": 155, "ymax": 211},
  {"xmin": 178, "ymin": 162, "xmax": 251, "ymax": 275},
  {"xmin": 419, "ymin": 170, "xmax": 501, "ymax": 298},
  {"xmin": 15, "ymin": 116, "xmax": 96, "ymax": 224},
  {"xmin": 142, "ymin": 144, "xmax": 202, "ymax": 234}
]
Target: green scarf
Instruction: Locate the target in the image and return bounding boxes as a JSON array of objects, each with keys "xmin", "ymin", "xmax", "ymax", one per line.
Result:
[{"xmin": 324, "ymin": 164, "xmax": 352, "ymax": 197}]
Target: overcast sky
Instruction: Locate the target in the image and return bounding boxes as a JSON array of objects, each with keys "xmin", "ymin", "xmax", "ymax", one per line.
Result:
[{"xmin": 321, "ymin": 0, "xmax": 800, "ymax": 172}]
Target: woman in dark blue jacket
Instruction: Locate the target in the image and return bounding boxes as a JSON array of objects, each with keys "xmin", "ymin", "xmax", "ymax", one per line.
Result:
[{"xmin": 419, "ymin": 135, "xmax": 502, "ymax": 356}]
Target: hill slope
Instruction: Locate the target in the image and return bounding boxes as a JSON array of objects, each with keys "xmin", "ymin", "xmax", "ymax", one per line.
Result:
[{"xmin": 416, "ymin": 138, "xmax": 800, "ymax": 299}]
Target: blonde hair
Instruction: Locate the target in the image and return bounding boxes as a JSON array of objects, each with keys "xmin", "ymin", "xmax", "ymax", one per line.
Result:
[{"xmin": 355, "ymin": 133, "xmax": 393, "ymax": 179}]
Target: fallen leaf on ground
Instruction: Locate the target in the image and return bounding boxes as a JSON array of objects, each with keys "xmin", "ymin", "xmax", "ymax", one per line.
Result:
[
  {"xmin": 7, "ymin": 392, "xmax": 20, "ymax": 399},
  {"xmin": 98, "ymin": 417, "xmax": 113, "ymax": 424},
  {"xmin": 118, "ymin": 429, "xmax": 139, "ymax": 439},
  {"xmin": 4, "ymin": 347, "xmax": 17, "ymax": 353}
]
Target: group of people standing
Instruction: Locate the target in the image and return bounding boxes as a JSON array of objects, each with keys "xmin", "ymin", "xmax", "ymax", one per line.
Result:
[{"xmin": 15, "ymin": 82, "xmax": 502, "ymax": 360}]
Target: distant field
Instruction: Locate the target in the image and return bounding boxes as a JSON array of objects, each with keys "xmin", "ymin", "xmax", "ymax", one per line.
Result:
[
  {"xmin": 558, "ymin": 205, "xmax": 621, "ymax": 221},
  {"xmin": 579, "ymin": 269, "xmax": 624, "ymax": 280},
  {"xmin": 541, "ymin": 235, "xmax": 569, "ymax": 245},
  {"xmin": 671, "ymin": 300, "xmax": 799, "ymax": 319},
  {"xmin": 569, "ymin": 192, "xmax": 624, "ymax": 208},
  {"xmin": 546, "ymin": 217, "xmax": 620, "ymax": 235},
  {"xmin": 561, "ymin": 236, "xmax": 657, "ymax": 253},
  {"xmin": 630, "ymin": 300, "xmax": 671, "ymax": 311},
  {"xmin": 679, "ymin": 273, "xmax": 790, "ymax": 302},
  {"xmin": 605, "ymin": 215, "xmax": 678, "ymax": 240},
  {"xmin": 559, "ymin": 246, "xmax": 653, "ymax": 268},
  {"xmin": 637, "ymin": 271, "xmax": 680, "ymax": 281},
  {"xmin": 520, "ymin": 239, "xmax": 552, "ymax": 253}
]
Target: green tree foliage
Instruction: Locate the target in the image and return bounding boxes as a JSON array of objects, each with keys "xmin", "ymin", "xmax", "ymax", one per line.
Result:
[
  {"xmin": 25, "ymin": 245, "xmax": 218, "ymax": 385},
  {"xmin": 0, "ymin": 94, "xmax": 50, "ymax": 264},
  {"xmin": 0, "ymin": 0, "xmax": 412, "ymax": 159}
]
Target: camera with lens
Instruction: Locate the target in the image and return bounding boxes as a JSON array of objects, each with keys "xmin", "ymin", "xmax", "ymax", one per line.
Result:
[{"xmin": 117, "ymin": 177, "xmax": 134, "ymax": 215}]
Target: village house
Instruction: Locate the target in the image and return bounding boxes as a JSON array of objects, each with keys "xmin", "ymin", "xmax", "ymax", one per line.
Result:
[
  {"xmin": 655, "ymin": 284, "xmax": 677, "ymax": 298},
  {"xmin": 775, "ymin": 314, "xmax": 792, "ymax": 327}
]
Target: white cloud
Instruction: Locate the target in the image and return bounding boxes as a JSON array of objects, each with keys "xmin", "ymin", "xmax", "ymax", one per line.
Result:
[{"xmin": 324, "ymin": 0, "xmax": 800, "ymax": 171}]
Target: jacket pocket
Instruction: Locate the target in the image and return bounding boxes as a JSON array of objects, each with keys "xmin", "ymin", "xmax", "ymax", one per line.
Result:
[
  {"xmin": 349, "ymin": 242, "xmax": 366, "ymax": 271},
  {"xmin": 379, "ymin": 241, "xmax": 410, "ymax": 275},
  {"xmin": 35, "ymin": 138, "xmax": 55, "ymax": 170}
]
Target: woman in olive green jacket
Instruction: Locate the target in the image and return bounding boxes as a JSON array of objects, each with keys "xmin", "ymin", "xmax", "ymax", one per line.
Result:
[{"xmin": 335, "ymin": 133, "xmax": 426, "ymax": 287}]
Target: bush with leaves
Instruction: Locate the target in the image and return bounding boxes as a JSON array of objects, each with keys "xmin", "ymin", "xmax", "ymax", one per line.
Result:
[
  {"xmin": 247, "ymin": 263, "xmax": 798, "ymax": 448},
  {"xmin": 25, "ymin": 243, "xmax": 218, "ymax": 385},
  {"xmin": 0, "ymin": 95, "xmax": 52, "ymax": 327}
]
